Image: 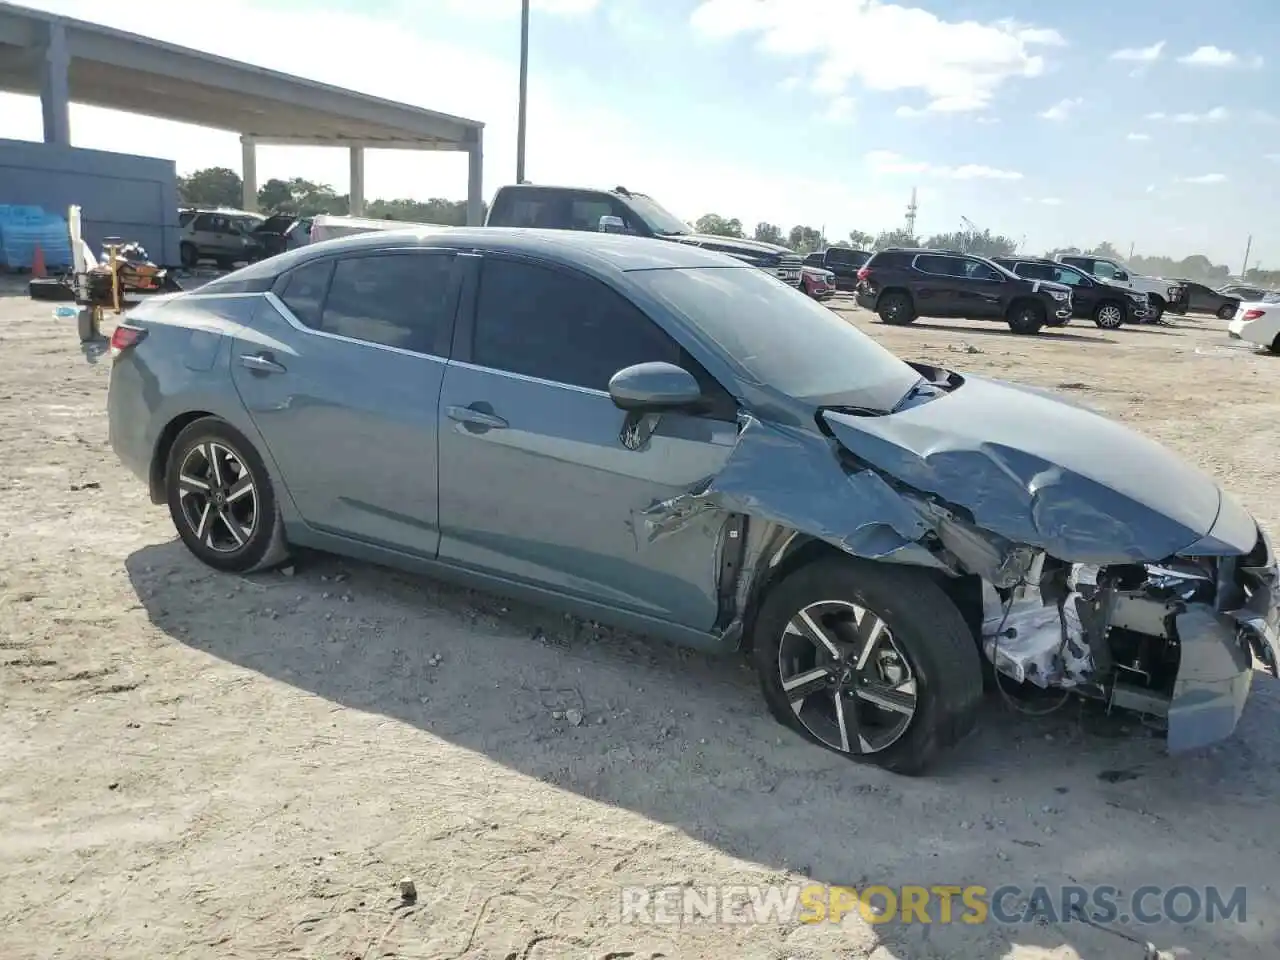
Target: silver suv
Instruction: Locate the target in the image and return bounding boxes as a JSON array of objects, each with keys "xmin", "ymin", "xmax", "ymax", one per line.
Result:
[{"xmin": 178, "ymin": 208, "xmax": 266, "ymax": 269}]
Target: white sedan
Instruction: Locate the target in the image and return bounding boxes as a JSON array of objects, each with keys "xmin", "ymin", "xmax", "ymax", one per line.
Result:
[{"xmin": 1228, "ymin": 300, "xmax": 1280, "ymax": 351}]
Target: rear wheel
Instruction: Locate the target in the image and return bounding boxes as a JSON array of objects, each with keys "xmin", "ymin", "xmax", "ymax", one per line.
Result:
[
  {"xmin": 877, "ymin": 291, "xmax": 916, "ymax": 326},
  {"xmin": 1093, "ymin": 301, "xmax": 1125, "ymax": 329},
  {"xmin": 165, "ymin": 418, "xmax": 289, "ymax": 573},
  {"xmin": 179, "ymin": 242, "xmax": 198, "ymax": 268},
  {"xmin": 1218, "ymin": 304, "xmax": 1237, "ymax": 320},
  {"xmin": 1006, "ymin": 300, "xmax": 1045, "ymax": 335},
  {"xmin": 752, "ymin": 557, "xmax": 983, "ymax": 775}
]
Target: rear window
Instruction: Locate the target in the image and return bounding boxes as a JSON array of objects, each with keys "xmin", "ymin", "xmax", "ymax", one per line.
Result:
[
  {"xmin": 489, "ymin": 189, "xmax": 562, "ymax": 228},
  {"xmin": 825, "ymin": 248, "xmax": 867, "ymax": 266}
]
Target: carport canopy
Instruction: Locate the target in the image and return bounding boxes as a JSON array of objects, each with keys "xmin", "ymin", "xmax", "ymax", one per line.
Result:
[{"xmin": 0, "ymin": 0, "xmax": 485, "ymax": 222}]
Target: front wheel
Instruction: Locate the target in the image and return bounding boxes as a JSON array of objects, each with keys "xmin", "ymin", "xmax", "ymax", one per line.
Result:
[
  {"xmin": 751, "ymin": 557, "xmax": 983, "ymax": 775},
  {"xmin": 1218, "ymin": 304, "xmax": 1237, "ymax": 320},
  {"xmin": 877, "ymin": 291, "xmax": 916, "ymax": 326},
  {"xmin": 1006, "ymin": 301, "xmax": 1045, "ymax": 335},
  {"xmin": 165, "ymin": 418, "xmax": 289, "ymax": 573},
  {"xmin": 179, "ymin": 242, "xmax": 198, "ymax": 268},
  {"xmin": 1093, "ymin": 301, "xmax": 1125, "ymax": 329}
]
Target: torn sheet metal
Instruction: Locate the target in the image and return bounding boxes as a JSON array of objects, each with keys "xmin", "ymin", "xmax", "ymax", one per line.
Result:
[
  {"xmin": 819, "ymin": 373, "xmax": 1235, "ymax": 564},
  {"xmin": 980, "ymin": 580, "xmax": 1094, "ymax": 688},
  {"xmin": 631, "ymin": 416, "xmax": 947, "ymax": 570}
]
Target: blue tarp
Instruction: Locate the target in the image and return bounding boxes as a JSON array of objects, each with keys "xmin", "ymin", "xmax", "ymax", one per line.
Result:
[{"xmin": 0, "ymin": 205, "xmax": 73, "ymax": 270}]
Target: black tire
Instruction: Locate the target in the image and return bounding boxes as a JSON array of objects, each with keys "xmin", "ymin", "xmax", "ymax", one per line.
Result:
[
  {"xmin": 1093, "ymin": 300, "xmax": 1126, "ymax": 329},
  {"xmin": 179, "ymin": 242, "xmax": 198, "ymax": 268},
  {"xmin": 215, "ymin": 257, "xmax": 236, "ymax": 271},
  {"xmin": 165, "ymin": 417, "xmax": 289, "ymax": 574},
  {"xmin": 1146, "ymin": 297, "xmax": 1165, "ymax": 323},
  {"xmin": 1218, "ymin": 304, "xmax": 1237, "ymax": 320},
  {"xmin": 29, "ymin": 277, "xmax": 76, "ymax": 302},
  {"xmin": 1006, "ymin": 300, "xmax": 1045, "ymax": 335},
  {"xmin": 877, "ymin": 291, "xmax": 916, "ymax": 326},
  {"xmin": 751, "ymin": 556, "xmax": 983, "ymax": 775}
]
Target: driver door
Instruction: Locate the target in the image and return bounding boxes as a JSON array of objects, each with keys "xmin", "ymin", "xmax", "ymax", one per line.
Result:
[{"xmin": 436, "ymin": 254, "xmax": 739, "ymax": 630}]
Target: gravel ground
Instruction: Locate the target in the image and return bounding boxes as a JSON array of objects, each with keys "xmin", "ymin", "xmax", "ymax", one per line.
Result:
[{"xmin": 1, "ymin": 283, "xmax": 1278, "ymax": 960}]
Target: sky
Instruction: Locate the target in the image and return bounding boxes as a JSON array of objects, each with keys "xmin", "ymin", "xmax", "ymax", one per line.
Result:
[{"xmin": 3, "ymin": 0, "xmax": 1279, "ymax": 268}]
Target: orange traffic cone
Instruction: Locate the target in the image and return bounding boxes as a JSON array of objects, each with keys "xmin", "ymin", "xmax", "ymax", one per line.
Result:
[{"xmin": 32, "ymin": 244, "xmax": 46, "ymax": 278}]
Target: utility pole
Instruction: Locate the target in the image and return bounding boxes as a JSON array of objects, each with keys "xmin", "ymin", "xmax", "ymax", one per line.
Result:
[
  {"xmin": 516, "ymin": 0, "xmax": 530, "ymax": 183},
  {"xmin": 904, "ymin": 187, "xmax": 918, "ymax": 237},
  {"xmin": 1128, "ymin": 241, "xmax": 1135, "ymax": 261},
  {"xmin": 1241, "ymin": 234, "xmax": 1253, "ymax": 279}
]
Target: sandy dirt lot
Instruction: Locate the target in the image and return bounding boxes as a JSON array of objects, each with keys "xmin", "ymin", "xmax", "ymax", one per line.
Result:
[{"xmin": 1, "ymin": 283, "xmax": 1278, "ymax": 960}]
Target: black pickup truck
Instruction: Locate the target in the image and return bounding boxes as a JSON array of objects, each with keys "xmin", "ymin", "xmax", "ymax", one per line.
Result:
[{"xmin": 485, "ymin": 183, "xmax": 805, "ymax": 287}]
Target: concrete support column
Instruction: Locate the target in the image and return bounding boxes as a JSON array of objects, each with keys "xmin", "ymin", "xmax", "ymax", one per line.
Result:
[
  {"xmin": 40, "ymin": 21, "xmax": 71, "ymax": 145},
  {"xmin": 349, "ymin": 146, "xmax": 365, "ymax": 216},
  {"xmin": 466, "ymin": 128, "xmax": 484, "ymax": 226},
  {"xmin": 240, "ymin": 136, "xmax": 258, "ymax": 212}
]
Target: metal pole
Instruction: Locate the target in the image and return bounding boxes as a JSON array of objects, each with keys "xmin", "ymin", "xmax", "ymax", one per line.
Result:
[
  {"xmin": 1241, "ymin": 234, "xmax": 1253, "ymax": 279},
  {"xmin": 516, "ymin": 0, "xmax": 530, "ymax": 183}
]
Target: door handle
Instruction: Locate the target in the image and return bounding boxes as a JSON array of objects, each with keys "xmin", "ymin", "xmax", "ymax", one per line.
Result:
[
  {"xmin": 240, "ymin": 353, "xmax": 287, "ymax": 375},
  {"xmin": 446, "ymin": 405, "xmax": 508, "ymax": 430}
]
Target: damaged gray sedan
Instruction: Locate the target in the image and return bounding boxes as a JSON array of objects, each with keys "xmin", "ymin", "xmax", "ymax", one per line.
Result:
[{"xmin": 107, "ymin": 228, "xmax": 1280, "ymax": 774}]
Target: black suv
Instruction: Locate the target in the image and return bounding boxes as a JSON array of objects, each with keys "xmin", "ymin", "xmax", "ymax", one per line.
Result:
[
  {"xmin": 485, "ymin": 183, "xmax": 805, "ymax": 287},
  {"xmin": 991, "ymin": 256, "xmax": 1148, "ymax": 328},
  {"xmin": 803, "ymin": 247, "xmax": 870, "ymax": 290},
  {"xmin": 854, "ymin": 248, "xmax": 1072, "ymax": 334}
]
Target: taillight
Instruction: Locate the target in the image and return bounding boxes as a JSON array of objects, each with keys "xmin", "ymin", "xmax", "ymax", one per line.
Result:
[
  {"xmin": 109, "ymin": 323, "xmax": 147, "ymax": 358},
  {"xmin": 1243, "ymin": 309, "xmax": 1266, "ymax": 321},
  {"xmin": 856, "ymin": 267, "xmax": 870, "ymax": 282}
]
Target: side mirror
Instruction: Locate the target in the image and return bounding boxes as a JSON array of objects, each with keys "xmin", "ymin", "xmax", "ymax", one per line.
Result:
[
  {"xmin": 608, "ymin": 362, "xmax": 701, "ymax": 412},
  {"xmin": 598, "ymin": 215, "xmax": 627, "ymax": 234},
  {"xmin": 1114, "ymin": 270, "xmax": 1129, "ymax": 282}
]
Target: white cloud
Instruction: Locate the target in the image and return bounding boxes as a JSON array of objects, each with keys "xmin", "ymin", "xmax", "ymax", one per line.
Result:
[
  {"xmin": 1178, "ymin": 46, "xmax": 1263, "ymax": 68},
  {"xmin": 1126, "ymin": 132, "xmax": 1151, "ymax": 141},
  {"xmin": 1039, "ymin": 97, "xmax": 1083, "ymax": 121},
  {"xmin": 1039, "ymin": 197, "xmax": 1063, "ymax": 206},
  {"xmin": 1178, "ymin": 173, "xmax": 1228, "ymax": 184},
  {"xmin": 1268, "ymin": 153, "xmax": 1280, "ymax": 162},
  {"xmin": 1145, "ymin": 184, "xmax": 1157, "ymax": 193},
  {"xmin": 779, "ymin": 74, "xmax": 803, "ymax": 92},
  {"xmin": 821, "ymin": 96, "xmax": 856, "ymax": 124},
  {"xmin": 437, "ymin": 0, "xmax": 600, "ymax": 15},
  {"xmin": 1110, "ymin": 41, "xmax": 1165, "ymax": 62},
  {"xmin": 864, "ymin": 150, "xmax": 1022, "ymax": 180},
  {"xmin": 1147, "ymin": 107, "xmax": 1228, "ymax": 124},
  {"xmin": 690, "ymin": 0, "xmax": 1064, "ymax": 114}
]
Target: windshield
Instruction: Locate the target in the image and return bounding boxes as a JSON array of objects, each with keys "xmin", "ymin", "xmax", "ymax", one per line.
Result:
[
  {"xmin": 621, "ymin": 193, "xmax": 692, "ymax": 236},
  {"xmin": 635, "ymin": 266, "xmax": 921, "ymax": 410}
]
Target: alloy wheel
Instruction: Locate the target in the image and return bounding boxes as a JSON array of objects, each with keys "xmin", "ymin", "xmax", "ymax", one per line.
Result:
[
  {"xmin": 777, "ymin": 600, "xmax": 918, "ymax": 754},
  {"xmin": 176, "ymin": 441, "xmax": 259, "ymax": 553},
  {"xmin": 1097, "ymin": 304, "xmax": 1123, "ymax": 328}
]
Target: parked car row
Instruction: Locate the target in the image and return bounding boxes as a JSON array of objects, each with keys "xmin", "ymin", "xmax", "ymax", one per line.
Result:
[{"xmin": 853, "ymin": 247, "xmax": 1075, "ymax": 334}]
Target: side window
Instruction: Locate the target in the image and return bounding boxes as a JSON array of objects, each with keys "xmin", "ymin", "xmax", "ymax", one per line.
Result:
[
  {"xmin": 317, "ymin": 253, "xmax": 456, "ymax": 354},
  {"xmin": 1090, "ymin": 261, "xmax": 1120, "ymax": 281},
  {"xmin": 497, "ymin": 192, "xmax": 563, "ymax": 229},
  {"xmin": 825, "ymin": 248, "xmax": 853, "ymax": 265},
  {"xmin": 803, "ymin": 252, "xmax": 825, "ymax": 266},
  {"xmin": 914, "ymin": 254, "xmax": 963, "ymax": 276},
  {"xmin": 1060, "ymin": 256, "xmax": 1091, "ymax": 273},
  {"xmin": 193, "ymin": 214, "xmax": 216, "ymax": 231},
  {"xmin": 473, "ymin": 258, "xmax": 682, "ymax": 392},
  {"xmin": 568, "ymin": 196, "xmax": 617, "ymax": 232},
  {"xmin": 1049, "ymin": 266, "xmax": 1086, "ymax": 286},
  {"xmin": 279, "ymin": 259, "xmax": 334, "ymax": 328},
  {"xmin": 963, "ymin": 259, "xmax": 1002, "ymax": 281}
]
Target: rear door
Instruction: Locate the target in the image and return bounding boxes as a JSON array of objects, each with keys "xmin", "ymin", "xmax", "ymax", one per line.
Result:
[
  {"xmin": 435, "ymin": 254, "xmax": 739, "ymax": 629},
  {"xmin": 231, "ymin": 248, "xmax": 463, "ymax": 555}
]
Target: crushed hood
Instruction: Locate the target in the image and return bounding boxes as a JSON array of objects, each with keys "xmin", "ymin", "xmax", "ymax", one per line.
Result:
[{"xmin": 821, "ymin": 374, "xmax": 1230, "ymax": 564}]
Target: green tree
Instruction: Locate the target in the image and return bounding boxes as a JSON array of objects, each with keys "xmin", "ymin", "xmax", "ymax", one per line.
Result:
[
  {"xmin": 923, "ymin": 229, "xmax": 1017, "ymax": 258},
  {"xmin": 1085, "ymin": 241, "xmax": 1122, "ymax": 260},
  {"xmin": 695, "ymin": 214, "xmax": 745, "ymax": 238},
  {"xmin": 848, "ymin": 229, "xmax": 874, "ymax": 249},
  {"xmin": 788, "ymin": 225, "xmax": 823, "ymax": 253},
  {"xmin": 753, "ymin": 222, "xmax": 784, "ymax": 245},
  {"xmin": 177, "ymin": 167, "xmax": 243, "ymax": 207},
  {"xmin": 873, "ymin": 228, "xmax": 920, "ymax": 250}
]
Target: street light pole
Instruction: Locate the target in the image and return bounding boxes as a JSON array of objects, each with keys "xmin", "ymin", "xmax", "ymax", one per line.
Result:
[{"xmin": 516, "ymin": 0, "xmax": 530, "ymax": 184}]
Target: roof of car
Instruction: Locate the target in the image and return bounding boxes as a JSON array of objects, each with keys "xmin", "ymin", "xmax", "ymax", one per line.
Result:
[{"xmin": 231, "ymin": 225, "xmax": 751, "ymax": 281}]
